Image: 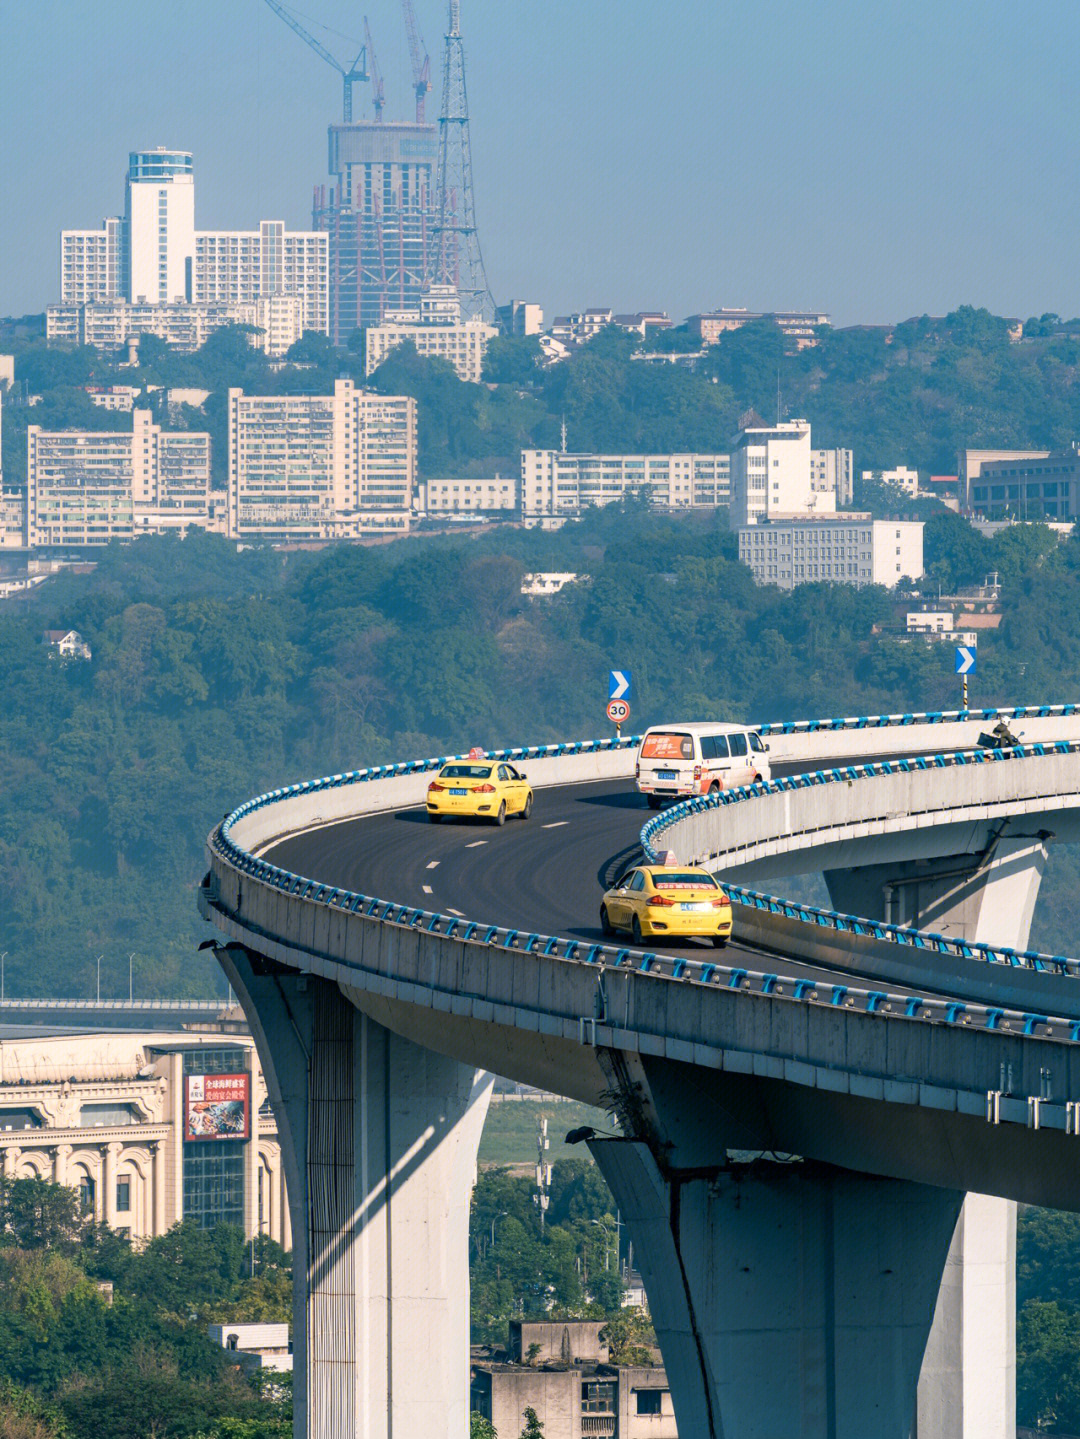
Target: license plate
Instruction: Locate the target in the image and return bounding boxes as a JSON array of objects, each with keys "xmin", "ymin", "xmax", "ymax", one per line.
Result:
[
  {"xmin": 657, "ymin": 770, "xmax": 677, "ymax": 781},
  {"xmin": 450, "ymin": 788, "xmax": 467, "ymax": 796},
  {"xmin": 679, "ymin": 902, "xmax": 710, "ymax": 912}
]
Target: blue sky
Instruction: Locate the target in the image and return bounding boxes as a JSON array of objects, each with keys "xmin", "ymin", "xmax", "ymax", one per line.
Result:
[{"xmin": 1, "ymin": 0, "xmax": 1078, "ymax": 326}]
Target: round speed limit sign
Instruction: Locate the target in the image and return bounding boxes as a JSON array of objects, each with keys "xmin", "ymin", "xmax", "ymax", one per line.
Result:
[{"xmin": 606, "ymin": 698, "xmax": 630, "ymax": 724}]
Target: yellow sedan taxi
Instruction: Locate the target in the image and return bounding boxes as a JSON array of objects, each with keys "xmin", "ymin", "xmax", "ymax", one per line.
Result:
[
  {"xmin": 600, "ymin": 858, "xmax": 732, "ymax": 947},
  {"xmin": 426, "ymin": 760, "xmax": 533, "ymax": 825}
]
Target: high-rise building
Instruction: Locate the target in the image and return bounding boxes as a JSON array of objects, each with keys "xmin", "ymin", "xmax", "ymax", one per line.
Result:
[
  {"xmin": 55, "ymin": 150, "xmax": 327, "ymax": 351},
  {"xmin": 314, "ymin": 122, "xmax": 438, "ymax": 345},
  {"xmin": 27, "ymin": 409, "xmax": 214, "ymax": 548},
  {"xmin": 728, "ymin": 420, "xmax": 851, "ymax": 528},
  {"xmin": 228, "ymin": 379, "xmax": 415, "ymax": 541}
]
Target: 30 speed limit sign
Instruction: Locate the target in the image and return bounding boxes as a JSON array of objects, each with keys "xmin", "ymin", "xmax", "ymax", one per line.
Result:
[{"xmin": 606, "ymin": 698, "xmax": 630, "ymax": 724}]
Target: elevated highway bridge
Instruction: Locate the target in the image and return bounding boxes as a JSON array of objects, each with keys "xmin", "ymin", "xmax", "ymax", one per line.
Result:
[{"xmin": 199, "ymin": 705, "xmax": 1080, "ymax": 1439}]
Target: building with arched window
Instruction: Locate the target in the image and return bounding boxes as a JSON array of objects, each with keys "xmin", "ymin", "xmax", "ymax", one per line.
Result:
[{"xmin": 0, "ymin": 1026, "xmax": 288, "ymax": 1247}]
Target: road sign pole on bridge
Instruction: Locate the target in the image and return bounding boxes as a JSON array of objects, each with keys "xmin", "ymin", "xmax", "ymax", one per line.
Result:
[
  {"xmin": 955, "ymin": 644, "xmax": 976, "ymax": 709},
  {"xmin": 608, "ymin": 671, "xmax": 632, "ymax": 739}
]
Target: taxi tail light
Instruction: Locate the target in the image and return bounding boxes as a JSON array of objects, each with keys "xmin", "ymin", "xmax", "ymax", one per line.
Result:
[
  {"xmin": 475, "ymin": 783, "xmax": 496, "ymax": 793},
  {"xmin": 647, "ymin": 894, "xmax": 674, "ymax": 907},
  {"xmin": 427, "ymin": 781, "xmax": 445, "ymax": 792},
  {"xmin": 709, "ymin": 898, "xmax": 729, "ymax": 909}
]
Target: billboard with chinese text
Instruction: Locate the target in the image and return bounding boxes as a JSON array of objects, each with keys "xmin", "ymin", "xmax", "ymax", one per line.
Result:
[{"xmin": 184, "ymin": 1072, "xmax": 250, "ymax": 1142}]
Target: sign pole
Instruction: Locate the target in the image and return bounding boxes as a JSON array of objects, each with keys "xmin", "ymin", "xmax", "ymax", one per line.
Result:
[{"xmin": 962, "ymin": 673, "xmax": 968, "ymax": 710}]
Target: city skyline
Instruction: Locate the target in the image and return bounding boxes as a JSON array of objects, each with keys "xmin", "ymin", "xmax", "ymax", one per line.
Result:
[{"xmin": 2, "ymin": 1, "xmax": 1079, "ymax": 328}]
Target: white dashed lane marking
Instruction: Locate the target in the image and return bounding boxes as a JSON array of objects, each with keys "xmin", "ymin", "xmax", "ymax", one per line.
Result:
[
  {"xmin": 448, "ymin": 908, "xmax": 465, "ymax": 917},
  {"xmin": 465, "ymin": 840, "xmax": 488, "ymax": 848},
  {"xmin": 426, "ymin": 861, "xmax": 440, "ymax": 869},
  {"xmin": 422, "ymin": 884, "xmax": 433, "ymax": 895},
  {"xmin": 542, "ymin": 821, "xmax": 569, "ymax": 829}
]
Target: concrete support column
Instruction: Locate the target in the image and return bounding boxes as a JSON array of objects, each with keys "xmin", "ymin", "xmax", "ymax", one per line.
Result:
[
  {"xmin": 2, "ymin": 1147, "xmax": 19, "ymax": 1178},
  {"xmin": 591, "ymin": 1138, "xmax": 963, "ymax": 1439},
  {"xmin": 268, "ymin": 1151, "xmax": 282, "ymax": 1243},
  {"xmin": 216, "ymin": 947, "xmax": 491, "ymax": 1439},
  {"xmin": 281, "ymin": 1165, "xmax": 292, "ymax": 1253}
]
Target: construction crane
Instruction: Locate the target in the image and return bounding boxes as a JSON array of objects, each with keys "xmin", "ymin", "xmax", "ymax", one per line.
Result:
[
  {"xmin": 363, "ymin": 16, "xmax": 385, "ymax": 122},
  {"xmin": 261, "ymin": 0, "xmax": 368, "ymax": 123},
  {"xmin": 400, "ymin": 0, "xmax": 431, "ymax": 123}
]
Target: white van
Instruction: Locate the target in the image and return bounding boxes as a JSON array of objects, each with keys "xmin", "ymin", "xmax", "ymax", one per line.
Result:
[{"xmin": 635, "ymin": 722, "xmax": 771, "ymax": 807}]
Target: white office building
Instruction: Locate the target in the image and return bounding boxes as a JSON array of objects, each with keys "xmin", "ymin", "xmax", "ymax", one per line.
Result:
[
  {"xmin": 53, "ymin": 149, "xmax": 327, "ymax": 353},
  {"xmin": 738, "ymin": 515, "xmax": 924, "ymax": 590},
  {"xmin": 520, "ymin": 451, "xmax": 731, "ymax": 524},
  {"xmin": 49, "ymin": 296, "xmax": 305, "ymax": 358},
  {"xmin": 365, "ymin": 286, "xmax": 497, "ymax": 383},
  {"xmin": 416, "ymin": 477, "xmax": 518, "ymax": 515},
  {"xmin": 228, "ymin": 380, "xmax": 415, "ymax": 541},
  {"xmin": 27, "ymin": 410, "xmax": 214, "ymax": 548},
  {"xmin": 729, "ymin": 420, "xmax": 852, "ymax": 528}
]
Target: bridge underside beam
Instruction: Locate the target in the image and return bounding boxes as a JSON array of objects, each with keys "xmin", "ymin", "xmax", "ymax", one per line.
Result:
[
  {"xmin": 591, "ymin": 1138, "xmax": 963, "ymax": 1439},
  {"xmin": 217, "ymin": 947, "xmax": 491, "ymax": 1439}
]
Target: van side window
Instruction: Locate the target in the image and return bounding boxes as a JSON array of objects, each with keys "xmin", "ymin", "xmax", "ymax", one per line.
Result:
[
  {"xmin": 749, "ymin": 733, "xmax": 765, "ymax": 753},
  {"xmin": 730, "ymin": 733, "xmax": 748, "ymax": 756},
  {"xmin": 699, "ymin": 737, "xmax": 716, "ymax": 759},
  {"xmin": 712, "ymin": 735, "xmax": 730, "ymax": 758}
]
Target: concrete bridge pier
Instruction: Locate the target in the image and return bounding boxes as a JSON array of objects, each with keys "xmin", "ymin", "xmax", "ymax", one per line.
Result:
[
  {"xmin": 215, "ymin": 945, "xmax": 492, "ymax": 1439},
  {"xmin": 822, "ymin": 834, "xmax": 1045, "ymax": 1439},
  {"xmin": 590, "ymin": 1136, "xmax": 963, "ymax": 1439}
]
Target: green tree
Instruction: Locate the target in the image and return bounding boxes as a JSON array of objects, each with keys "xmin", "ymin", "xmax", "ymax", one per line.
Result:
[
  {"xmin": 519, "ymin": 1407, "xmax": 544, "ymax": 1439},
  {"xmin": 599, "ymin": 1308, "xmax": 656, "ymax": 1366},
  {"xmin": 470, "ymin": 1414, "xmax": 498, "ymax": 1439}
]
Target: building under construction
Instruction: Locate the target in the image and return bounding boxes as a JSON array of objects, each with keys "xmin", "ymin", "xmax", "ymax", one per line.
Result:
[
  {"xmin": 314, "ymin": 120, "xmax": 437, "ymax": 345},
  {"xmin": 263, "ymin": 0, "xmax": 492, "ymax": 345}
]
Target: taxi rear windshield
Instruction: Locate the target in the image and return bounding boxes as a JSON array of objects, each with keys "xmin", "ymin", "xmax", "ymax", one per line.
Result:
[
  {"xmin": 641, "ymin": 733, "xmax": 693, "ymax": 760},
  {"xmin": 654, "ymin": 873, "xmax": 720, "ymax": 889},
  {"xmin": 441, "ymin": 764, "xmax": 493, "ymax": 779}
]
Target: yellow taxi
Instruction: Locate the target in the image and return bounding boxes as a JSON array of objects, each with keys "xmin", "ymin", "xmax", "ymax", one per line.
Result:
[
  {"xmin": 600, "ymin": 856, "xmax": 732, "ymax": 947},
  {"xmin": 426, "ymin": 759, "xmax": 533, "ymax": 825}
]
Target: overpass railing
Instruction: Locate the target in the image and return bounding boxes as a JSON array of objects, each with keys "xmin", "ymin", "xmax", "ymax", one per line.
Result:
[
  {"xmin": 642, "ymin": 739, "xmax": 1080, "ymax": 983},
  {"xmin": 208, "ymin": 707, "xmax": 1080, "ymax": 1049}
]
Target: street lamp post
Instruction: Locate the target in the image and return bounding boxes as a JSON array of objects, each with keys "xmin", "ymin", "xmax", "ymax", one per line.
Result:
[
  {"xmin": 95, "ymin": 954, "xmax": 103, "ymax": 1004},
  {"xmin": 128, "ymin": 953, "xmax": 136, "ymax": 1004},
  {"xmin": 1, "ymin": 952, "xmax": 7, "ymax": 1004}
]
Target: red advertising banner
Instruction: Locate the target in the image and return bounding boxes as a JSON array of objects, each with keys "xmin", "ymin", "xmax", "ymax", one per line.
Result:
[{"xmin": 184, "ymin": 1072, "xmax": 250, "ymax": 1142}]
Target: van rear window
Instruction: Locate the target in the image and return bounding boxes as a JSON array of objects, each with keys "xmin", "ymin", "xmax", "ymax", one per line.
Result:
[{"xmin": 641, "ymin": 733, "xmax": 693, "ymax": 760}]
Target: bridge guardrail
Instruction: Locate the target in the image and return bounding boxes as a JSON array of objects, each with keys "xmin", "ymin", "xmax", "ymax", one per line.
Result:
[
  {"xmin": 642, "ymin": 739, "xmax": 1080, "ymax": 980},
  {"xmin": 208, "ymin": 706, "xmax": 1080, "ymax": 1050}
]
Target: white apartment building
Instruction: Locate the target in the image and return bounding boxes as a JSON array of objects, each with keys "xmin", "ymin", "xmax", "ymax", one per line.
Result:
[
  {"xmin": 862, "ymin": 465, "xmax": 920, "ymax": 497},
  {"xmin": 738, "ymin": 515, "xmax": 924, "ymax": 590},
  {"xmin": 689, "ymin": 309, "xmax": 831, "ymax": 348},
  {"xmin": 48, "ymin": 295, "xmax": 306, "ymax": 358},
  {"xmin": 416, "ymin": 477, "xmax": 517, "ymax": 514},
  {"xmin": 365, "ymin": 286, "xmax": 497, "ymax": 383},
  {"xmin": 521, "ymin": 451, "xmax": 731, "ymax": 524},
  {"xmin": 496, "ymin": 301, "xmax": 544, "ymax": 336},
  {"xmin": 55, "ymin": 149, "xmax": 327, "ymax": 351},
  {"xmin": 228, "ymin": 379, "xmax": 416, "ymax": 541},
  {"xmin": 27, "ymin": 410, "xmax": 213, "ymax": 548},
  {"xmin": 729, "ymin": 420, "xmax": 852, "ymax": 528}
]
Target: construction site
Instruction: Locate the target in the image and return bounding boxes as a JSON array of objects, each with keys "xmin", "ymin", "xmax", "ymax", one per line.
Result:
[{"xmin": 263, "ymin": 0, "xmax": 495, "ymax": 345}]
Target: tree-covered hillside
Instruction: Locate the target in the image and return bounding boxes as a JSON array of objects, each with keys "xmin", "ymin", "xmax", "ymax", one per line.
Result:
[{"xmin": 1, "ymin": 504, "xmax": 1079, "ymax": 997}]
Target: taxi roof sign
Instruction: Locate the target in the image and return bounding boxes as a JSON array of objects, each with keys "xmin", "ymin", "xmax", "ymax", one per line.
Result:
[
  {"xmin": 467, "ymin": 746, "xmax": 485, "ymax": 759},
  {"xmin": 660, "ymin": 850, "xmax": 679, "ymax": 867}
]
